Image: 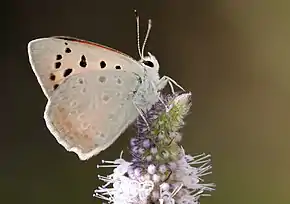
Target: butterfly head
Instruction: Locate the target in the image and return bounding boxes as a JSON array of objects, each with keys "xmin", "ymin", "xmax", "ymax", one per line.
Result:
[
  {"xmin": 135, "ymin": 12, "xmax": 159, "ymax": 74},
  {"xmin": 140, "ymin": 52, "xmax": 159, "ymax": 71},
  {"xmin": 139, "ymin": 52, "xmax": 160, "ymax": 84}
]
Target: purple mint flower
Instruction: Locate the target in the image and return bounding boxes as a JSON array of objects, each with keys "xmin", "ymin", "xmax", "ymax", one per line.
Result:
[{"xmin": 94, "ymin": 92, "xmax": 215, "ymax": 204}]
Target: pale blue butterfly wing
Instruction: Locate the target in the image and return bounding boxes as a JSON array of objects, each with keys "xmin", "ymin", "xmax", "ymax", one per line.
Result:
[
  {"xmin": 28, "ymin": 37, "xmax": 152, "ymax": 160},
  {"xmin": 45, "ymin": 70, "xmax": 140, "ymax": 160},
  {"xmin": 28, "ymin": 37, "xmax": 145, "ymax": 99}
]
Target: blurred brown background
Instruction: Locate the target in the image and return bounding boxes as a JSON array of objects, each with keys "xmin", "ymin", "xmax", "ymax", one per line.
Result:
[{"xmin": 2, "ymin": 0, "xmax": 290, "ymax": 203}]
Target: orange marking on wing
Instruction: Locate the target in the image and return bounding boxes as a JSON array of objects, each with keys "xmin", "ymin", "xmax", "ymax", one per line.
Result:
[
  {"xmin": 52, "ymin": 105, "xmax": 96, "ymax": 152},
  {"xmin": 55, "ymin": 36, "xmax": 133, "ymax": 59}
]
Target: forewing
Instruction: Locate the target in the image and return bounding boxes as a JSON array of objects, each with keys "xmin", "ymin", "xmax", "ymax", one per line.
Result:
[
  {"xmin": 28, "ymin": 36, "xmax": 144, "ymax": 98},
  {"xmin": 44, "ymin": 70, "xmax": 140, "ymax": 160}
]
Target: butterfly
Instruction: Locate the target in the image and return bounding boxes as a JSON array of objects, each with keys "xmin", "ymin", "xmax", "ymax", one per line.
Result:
[{"xmin": 27, "ymin": 13, "xmax": 183, "ymax": 160}]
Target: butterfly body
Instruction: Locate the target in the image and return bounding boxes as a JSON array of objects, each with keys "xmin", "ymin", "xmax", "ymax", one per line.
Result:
[{"xmin": 28, "ymin": 36, "xmax": 164, "ymax": 160}]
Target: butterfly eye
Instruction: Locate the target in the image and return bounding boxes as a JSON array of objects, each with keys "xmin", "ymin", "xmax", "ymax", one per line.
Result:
[{"xmin": 142, "ymin": 60, "xmax": 154, "ymax": 68}]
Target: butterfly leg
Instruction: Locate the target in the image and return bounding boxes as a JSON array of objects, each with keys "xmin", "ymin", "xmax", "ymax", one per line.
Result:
[
  {"xmin": 150, "ymin": 81, "xmax": 170, "ymax": 112},
  {"xmin": 158, "ymin": 76, "xmax": 185, "ymax": 94},
  {"xmin": 133, "ymin": 102, "xmax": 150, "ymax": 128},
  {"xmin": 156, "ymin": 76, "xmax": 185, "ymax": 112}
]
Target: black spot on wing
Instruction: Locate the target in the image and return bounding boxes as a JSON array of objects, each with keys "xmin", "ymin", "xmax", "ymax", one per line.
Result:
[
  {"xmin": 80, "ymin": 55, "xmax": 87, "ymax": 68},
  {"xmin": 55, "ymin": 62, "xmax": 61, "ymax": 69},
  {"xmin": 63, "ymin": 68, "xmax": 73, "ymax": 77},
  {"xmin": 100, "ymin": 61, "xmax": 106, "ymax": 68},
  {"xmin": 65, "ymin": 48, "xmax": 71, "ymax": 53},
  {"xmin": 53, "ymin": 84, "xmax": 59, "ymax": 90},
  {"xmin": 50, "ymin": 73, "xmax": 56, "ymax": 81},
  {"xmin": 56, "ymin": 54, "xmax": 62, "ymax": 60}
]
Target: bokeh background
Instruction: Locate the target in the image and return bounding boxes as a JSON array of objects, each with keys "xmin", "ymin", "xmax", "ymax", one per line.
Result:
[{"xmin": 2, "ymin": 0, "xmax": 290, "ymax": 203}]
